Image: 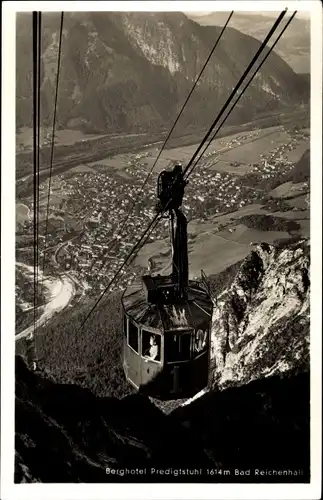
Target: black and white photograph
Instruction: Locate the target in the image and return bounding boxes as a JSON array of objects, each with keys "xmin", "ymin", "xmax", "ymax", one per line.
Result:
[{"xmin": 1, "ymin": 1, "xmax": 322, "ymax": 498}]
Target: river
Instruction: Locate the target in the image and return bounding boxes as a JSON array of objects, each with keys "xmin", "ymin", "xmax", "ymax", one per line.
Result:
[{"xmin": 15, "ymin": 263, "xmax": 75, "ymax": 340}]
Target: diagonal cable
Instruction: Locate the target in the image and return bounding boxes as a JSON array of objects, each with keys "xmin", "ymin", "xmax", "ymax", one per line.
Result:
[
  {"xmin": 36, "ymin": 12, "xmax": 41, "ymax": 333},
  {"xmin": 42, "ymin": 12, "xmax": 64, "ymax": 275},
  {"xmin": 183, "ymin": 9, "xmax": 287, "ymax": 177},
  {"xmin": 78, "ymin": 9, "xmax": 291, "ymax": 330},
  {"xmin": 89, "ymin": 11, "xmax": 234, "ymax": 277},
  {"xmin": 184, "ymin": 12, "xmax": 297, "ymax": 180},
  {"xmin": 32, "ymin": 11, "xmax": 38, "ymax": 335}
]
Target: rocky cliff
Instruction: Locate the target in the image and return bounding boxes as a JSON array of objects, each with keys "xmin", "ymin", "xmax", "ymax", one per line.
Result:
[
  {"xmin": 15, "ymin": 238, "xmax": 310, "ymax": 482},
  {"xmin": 210, "ymin": 238, "xmax": 310, "ymax": 389},
  {"xmin": 16, "ymin": 12, "xmax": 308, "ymax": 133}
]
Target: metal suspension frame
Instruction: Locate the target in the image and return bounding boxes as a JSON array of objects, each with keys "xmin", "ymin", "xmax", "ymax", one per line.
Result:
[{"xmin": 169, "ymin": 210, "xmax": 175, "ymax": 264}]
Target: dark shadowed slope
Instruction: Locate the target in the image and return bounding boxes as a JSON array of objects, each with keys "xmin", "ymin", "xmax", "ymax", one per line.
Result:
[
  {"xmin": 172, "ymin": 371, "xmax": 310, "ymax": 482},
  {"xmin": 15, "ymin": 236, "xmax": 311, "ymax": 483},
  {"xmin": 15, "ymin": 356, "xmax": 212, "ymax": 483},
  {"xmin": 16, "ymin": 355, "xmax": 309, "ymax": 483}
]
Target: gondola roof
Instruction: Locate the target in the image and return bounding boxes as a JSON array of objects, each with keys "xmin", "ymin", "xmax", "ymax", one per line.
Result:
[{"xmin": 122, "ymin": 279, "xmax": 213, "ymax": 331}]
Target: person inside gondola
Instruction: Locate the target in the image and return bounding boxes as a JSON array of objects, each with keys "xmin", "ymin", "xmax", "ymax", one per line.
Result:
[
  {"xmin": 195, "ymin": 329, "xmax": 207, "ymax": 353},
  {"xmin": 145, "ymin": 334, "xmax": 159, "ymax": 360}
]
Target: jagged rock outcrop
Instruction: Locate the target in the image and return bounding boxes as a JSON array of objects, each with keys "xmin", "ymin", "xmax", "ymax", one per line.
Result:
[
  {"xmin": 210, "ymin": 239, "xmax": 310, "ymax": 388},
  {"xmin": 15, "ymin": 239, "xmax": 311, "ymax": 483}
]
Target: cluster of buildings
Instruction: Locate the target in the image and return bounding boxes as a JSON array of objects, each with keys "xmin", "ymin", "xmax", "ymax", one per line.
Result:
[
  {"xmin": 17, "ymin": 126, "xmax": 309, "ymax": 296},
  {"xmin": 250, "ymin": 130, "xmax": 307, "ymax": 180},
  {"xmin": 219, "ymin": 129, "xmax": 261, "ymax": 148}
]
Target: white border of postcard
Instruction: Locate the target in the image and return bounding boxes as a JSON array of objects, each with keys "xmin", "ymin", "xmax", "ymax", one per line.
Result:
[{"xmin": 1, "ymin": 1, "xmax": 322, "ymax": 500}]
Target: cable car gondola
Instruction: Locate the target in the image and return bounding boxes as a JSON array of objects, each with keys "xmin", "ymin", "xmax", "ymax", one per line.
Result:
[{"xmin": 122, "ymin": 164, "xmax": 213, "ymax": 400}]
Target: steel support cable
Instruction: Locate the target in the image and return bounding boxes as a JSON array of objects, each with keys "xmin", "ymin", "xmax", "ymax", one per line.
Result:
[
  {"xmin": 89, "ymin": 11, "xmax": 234, "ymax": 276},
  {"xmin": 32, "ymin": 12, "xmax": 37, "ymax": 334},
  {"xmin": 32, "ymin": 12, "xmax": 41, "ymax": 334},
  {"xmin": 79, "ymin": 211, "xmax": 162, "ymax": 329},
  {"xmin": 36, "ymin": 13, "xmax": 41, "ymax": 334},
  {"xmin": 182, "ymin": 9, "xmax": 287, "ymax": 178},
  {"xmin": 118, "ymin": 10, "xmax": 294, "ymax": 282},
  {"xmin": 79, "ymin": 9, "xmax": 288, "ymax": 330},
  {"xmin": 184, "ymin": 12, "xmax": 297, "ymax": 180},
  {"xmin": 42, "ymin": 12, "xmax": 64, "ymax": 275}
]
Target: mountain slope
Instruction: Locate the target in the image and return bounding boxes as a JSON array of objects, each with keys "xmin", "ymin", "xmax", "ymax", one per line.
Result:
[
  {"xmin": 16, "ymin": 12, "xmax": 308, "ymax": 134},
  {"xmin": 210, "ymin": 238, "xmax": 310, "ymax": 389},
  {"xmin": 188, "ymin": 12, "xmax": 310, "ymax": 73},
  {"xmin": 15, "ymin": 355, "xmax": 212, "ymax": 483},
  {"xmin": 15, "ymin": 356, "xmax": 309, "ymax": 483},
  {"xmin": 15, "ymin": 238, "xmax": 310, "ymax": 482},
  {"xmin": 16, "ymin": 239, "xmax": 310, "ymax": 400}
]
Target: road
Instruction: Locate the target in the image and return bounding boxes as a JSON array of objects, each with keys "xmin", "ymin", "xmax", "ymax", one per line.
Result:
[{"xmin": 15, "ymin": 263, "xmax": 75, "ymax": 340}]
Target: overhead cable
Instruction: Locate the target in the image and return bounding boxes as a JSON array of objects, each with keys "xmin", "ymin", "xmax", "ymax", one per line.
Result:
[
  {"xmin": 42, "ymin": 12, "xmax": 65, "ymax": 274},
  {"xmin": 79, "ymin": 9, "xmax": 292, "ymax": 330}
]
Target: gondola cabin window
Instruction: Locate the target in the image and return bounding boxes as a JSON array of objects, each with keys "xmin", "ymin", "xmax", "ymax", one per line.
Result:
[
  {"xmin": 127, "ymin": 320, "xmax": 139, "ymax": 353},
  {"xmin": 194, "ymin": 328, "xmax": 208, "ymax": 356},
  {"xmin": 124, "ymin": 315, "xmax": 128, "ymax": 338},
  {"xmin": 165, "ymin": 331, "xmax": 191, "ymax": 363},
  {"xmin": 142, "ymin": 331, "xmax": 161, "ymax": 362}
]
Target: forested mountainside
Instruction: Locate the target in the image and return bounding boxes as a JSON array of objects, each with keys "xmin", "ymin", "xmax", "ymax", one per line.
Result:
[
  {"xmin": 188, "ymin": 12, "xmax": 310, "ymax": 74},
  {"xmin": 16, "ymin": 12, "xmax": 308, "ymax": 134},
  {"xmin": 16, "ymin": 237, "xmax": 310, "ymax": 482},
  {"xmin": 16, "ymin": 239, "xmax": 310, "ymax": 399}
]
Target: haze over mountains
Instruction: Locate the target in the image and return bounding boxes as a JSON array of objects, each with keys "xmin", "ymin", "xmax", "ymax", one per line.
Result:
[
  {"xmin": 16, "ymin": 12, "xmax": 308, "ymax": 135},
  {"xmin": 188, "ymin": 12, "xmax": 310, "ymax": 74}
]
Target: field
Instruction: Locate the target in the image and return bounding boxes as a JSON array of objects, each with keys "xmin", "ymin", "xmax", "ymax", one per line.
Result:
[
  {"xmin": 88, "ymin": 125, "xmax": 301, "ymax": 178},
  {"xmin": 269, "ymin": 181, "xmax": 309, "ymax": 199},
  {"xmin": 69, "ymin": 164, "xmax": 98, "ymax": 174},
  {"xmin": 17, "ymin": 115, "xmax": 310, "ymax": 282},
  {"xmin": 138, "ymin": 125, "xmax": 308, "ymax": 178},
  {"xmin": 16, "ymin": 203, "xmax": 30, "ymax": 223},
  {"xmin": 16, "ymin": 108, "xmax": 309, "ymax": 195},
  {"xmin": 89, "ymin": 155, "xmax": 131, "ymax": 168},
  {"xmin": 135, "ymin": 221, "xmax": 291, "ymax": 278},
  {"xmin": 141, "ymin": 129, "xmax": 271, "ymax": 174},
  {"xmin": 187, "ymin": 232, "xmax": 251, "ymax": 277},
  {"xmin": 134, "ymin": 200, "xmax": 310, "ymax": 278},
  {"xmin": 285, "ymin": 142, "xmax": 310, "ymax": 162},
  {"xmin": 211, "ymin": 133, "xmax": 309, "ymax": 176},
  {"xmin": 16, "ymin": 127, "xmax": 108, "ymax": 149},
  {"xmin": 269, "ymin": 176, "xmax": 310, "ymax": 212},
  {"xmin": 88, "ymin": 158, "xmax": 132, "ymax": 179},
  {"xmin": 286, "ymin": 195, "xmax": 309, "ymax": 211},
  {"xmin": 38, "ymin": 193, "xmax": 66, "ymax": 211},
  {"xmin": 207, "ymin": 160, "xmax": 251, "ymax": 176},
  {"xmin": 17, "ymin": 127, "xmax": 150, "ymax": 150},
  {"xmin": 213, "ymin": 127, "xmax": 289, "ymax": 162}
]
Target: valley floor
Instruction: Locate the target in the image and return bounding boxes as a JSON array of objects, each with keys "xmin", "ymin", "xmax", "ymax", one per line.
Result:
[{"xmin": 15, "ymin": 118, "xmax": 310, "ymax": 327}]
